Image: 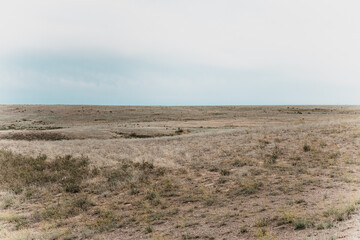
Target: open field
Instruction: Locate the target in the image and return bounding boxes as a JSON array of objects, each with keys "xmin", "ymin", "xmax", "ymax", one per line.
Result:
[{"xmin": 1, "ymin": 105, "xmax": 360, "ymax": 239}]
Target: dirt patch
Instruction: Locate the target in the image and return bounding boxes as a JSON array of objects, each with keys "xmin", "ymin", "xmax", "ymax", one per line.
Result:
[{"xmin": 1, "ymin": 132, "xmax": 69, "ymax": 141}]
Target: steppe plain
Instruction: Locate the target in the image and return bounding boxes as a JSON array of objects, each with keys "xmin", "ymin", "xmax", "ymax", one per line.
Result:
[{"xmin": 1, "ymin": 105, "xmax": 360, "ymax": 239}]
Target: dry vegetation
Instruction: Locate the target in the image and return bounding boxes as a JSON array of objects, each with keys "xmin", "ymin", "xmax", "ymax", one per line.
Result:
[{"xmin": 1, "ymin": 105, "xmax": 360, "ymax": 239}]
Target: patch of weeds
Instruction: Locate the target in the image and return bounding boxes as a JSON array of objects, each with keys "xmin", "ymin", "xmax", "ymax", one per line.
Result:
[
  {"xmin": 233, "ymin": 158, "xmax": 247, "ymax": 167},
  {"xmin": 35, "ymin": 195, "xmax": 94, "ymax": 221},
  {"xmin": 103, "ymin": 160, "xmax": 164, "ymax": 191},
  {"xmin": 234, "ymin": 178, "xmax": 263, "ymax": 195},
  {"xmin": 303, "ymin": 144, "xmax": 311, "ymax": 152},
  {"xmin": 272, "ymin": 146, "xmax": 281, "ymax": 158},
  {"xmin": 278, "ymin": 209, "xmax": 295, "ymax": 225},
  {"xmin": 47, "ymin": 155, "xmax": 90, "ymax": 192},
  {"xmin": 148, "ymin": 210, "xmax": 167, "ymax": 223},
  {"xmin": 145, "ymin": 189, "xmax": 161, "ymax": 206},
  {"xmin": 220, "ymin": 169, "xmax": 230, "ymax": 176},
  {"xmin": 209, "ymin": 167, "xmax": 218, "ymax": 172},
  {"xmin": 217, "ymin": 177, "xmax": 227, "ymax": 184},
  {"xmin": 0, "ymin": 214, "xmax": 29, "ymax": 230},
  {"xmin": 324, "ymin": 204, "xmax": 356, "ymax": 222},
  {"xmin": 145, "ymin": 225, "xmax": 153, "ymax": 234},
  {"xmin": 328, "ymin": 152, "xmax": 340, "ymax": 159},
  {"xmin": 240, "ymin": 226, "xmax": 248, "ymax": 233},
  {"xmin": 90, "ymin": 209, "xmax": 123, "ymax": 232},
  {"xmin": 168, "ymin": 208, "xmax": 179, "ymax": 216},
  {"xmin": 264, "ymin": 156, "xmax": 276, "ymax": 166},
  {"xmin": 175, "ymin": 128, "xmax": 186, "ymax": 134},
  {"xmin": 249, "ymin": 168, "xmax": 262, "ymax": 176},
  {"xmin": 0, "ymin": 150, "xmax": 90, "ymax": 193},
  {"xmin": 182, "ymin": 233, "xmax": 201, "ymax": 239},
  {"xmin": 294, "ymin": 219, "xmax": 306, "ymax": 230},
  {"xmin": 0, "ymin": 192, "xmax": 14, "ymax": 209},
  {"xmin": 291, "ymin": 156, "xmax": 302, "ymax": 166},
  {"xmin": 184, "ymin": 221, "xmax": 200, "ymax": 228},
  {"xmin": 326, "ymin": 221, "xmax": 334, "ymax": 229},
  {"xmin": 71, "ymin": 194, "xmax": 94, "ymax": 211},
  {"xmin": 259, "ymin": 139, "xmax": 270, "ymax": 149},
  {"xmin": 324, "ymin": 204, "xmax": 357, "ymax": 222},
  {"xmin": 23, "ymin": 186, "xmax": 39, "ymax": 200},
  {"xmin": 65, "ymin": 183, "xmax": 82, "ymax": 193},
  {"xmin": 159, "ymin": 179, "xmax": 177, "ymax": 197},
  {"xmin": 316, "ymin": 223, "xmax": 325, "ymax": 230},
  {"xmin": 63, "ymin": 235, "xmax": 77, "ymax": 240},
  {"xmin": 181, "ymin": 192, "xmax": 200, "ymax": 204},
  {"xmin": 254, "ymin": 228, "xmax": 276, "ymax": 240},
  {"xmin": 104, "ymin": 163, "xmax": 132, "ymax": 187},
  {"xmin": 255, "ymin": 218, "xmax": 269, "ymax": 227},
  {"xmin": 203, "ymin": 192, "xmax": 216, "ymax": 206},
  {"xmin": 277, "ymin": 210, "xmax": 309, "ymax": 229},
  {"xmin": 145, "ymin": 190, "xmax": 157, "ymax": 201},
  {"xmin": 295, "ymin": 199, "xmax": 306, "ymax": 205},
  {"xmin": 129, "ymin": 184, "xmax": 140, "ymax": 195},
  {"xmin": 264, "ymin": 147, "xmax": 281, "ymax": 166}
]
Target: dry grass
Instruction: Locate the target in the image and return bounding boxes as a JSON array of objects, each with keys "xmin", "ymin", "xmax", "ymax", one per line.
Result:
[{"xmin": 1, "ymin": 105, "xmax": 360, "ymax": 239}]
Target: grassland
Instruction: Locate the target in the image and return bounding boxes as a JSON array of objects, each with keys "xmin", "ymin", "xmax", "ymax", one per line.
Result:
[{"xmin": 1, "ymin": 105, "xmax": 360, "ymax": 239}]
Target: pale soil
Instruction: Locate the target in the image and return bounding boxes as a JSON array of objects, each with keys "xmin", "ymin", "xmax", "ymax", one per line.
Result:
[{"xmin": 0, "ymin": 105, "xmax": 360, "ymax": 240}]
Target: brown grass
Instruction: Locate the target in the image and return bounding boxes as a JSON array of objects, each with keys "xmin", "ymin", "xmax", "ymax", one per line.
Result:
[{"xmin": 1, "ymin": 105, "xmax": 360, "ymax": 239}]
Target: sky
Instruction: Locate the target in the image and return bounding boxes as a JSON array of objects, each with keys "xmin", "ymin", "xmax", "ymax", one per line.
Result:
[{"xmin": 0, "ymin": 0, "xmax": 360, "ymax": 105}]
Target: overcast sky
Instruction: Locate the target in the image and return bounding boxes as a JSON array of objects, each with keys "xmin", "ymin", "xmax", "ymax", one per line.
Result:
[{"xmin": 0, "ymin": 0, "xmax": 359, "ymax": 105}]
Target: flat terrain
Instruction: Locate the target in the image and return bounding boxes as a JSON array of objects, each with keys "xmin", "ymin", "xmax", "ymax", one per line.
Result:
[{"xmin": 1, "ymin": 105, "xmax": 360, "ymax": 239}]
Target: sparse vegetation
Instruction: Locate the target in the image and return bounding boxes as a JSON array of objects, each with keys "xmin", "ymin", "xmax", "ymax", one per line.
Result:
[
  {"xmin": 145, "ymin": 225, "xmax": 153, "ymax": 234},
  {"xmin": 1, "ymin": 105, "xmax": 360, "ymax": 239},
  {"xmin": 0, "ymin": 150, "xmax": 90, "ymax": 193},
  {"xmin": 303, "ymin": 144, "xmax": 311, "ymax": 152},
  {"xmin": 240, "ymin": 226, "xmax": 248, "ymax": 233}
]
